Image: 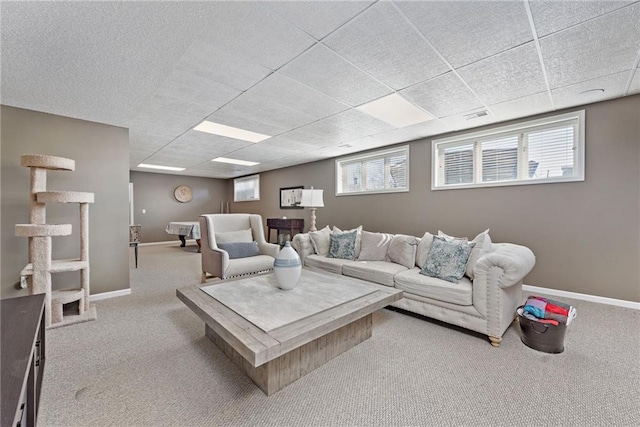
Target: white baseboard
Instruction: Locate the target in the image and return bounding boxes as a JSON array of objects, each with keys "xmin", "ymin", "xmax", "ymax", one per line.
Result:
[
  {"xmin": 523, "ymin": 284, "xmax": 640, "ymax": 310},
  {"xmin": 89, "ymin": 288, "xmax": 131, "ymax": 302}
]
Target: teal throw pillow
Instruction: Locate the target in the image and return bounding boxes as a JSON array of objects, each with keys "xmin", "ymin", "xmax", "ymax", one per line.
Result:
[
  {"xmin": 327, "ymin": 230, "xmax": 357, "ymax": 260},
  {"xmin": 420, "ymin": 236, "xmax": 475, "ymax": 283}
]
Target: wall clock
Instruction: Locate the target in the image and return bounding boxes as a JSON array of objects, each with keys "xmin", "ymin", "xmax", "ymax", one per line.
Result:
[{"xmin": 174, "ymin": 185, "xmax": 193, "ymax": 203}]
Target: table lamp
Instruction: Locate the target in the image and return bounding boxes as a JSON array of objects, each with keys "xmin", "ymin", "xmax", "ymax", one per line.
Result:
[{"xmin": 300, "ymin": 187, "xmax": 324, "ymax": 232}]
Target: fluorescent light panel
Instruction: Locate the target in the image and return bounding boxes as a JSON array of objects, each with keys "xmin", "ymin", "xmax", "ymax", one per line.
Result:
[
  {"xmin": 356, "ymin": 93, "xmax": 434, "ymax": 128},
  {"xmin": 212, "ymin": 157, "xmax": 259, "ymax": 166},
  {"xmin": 194, "ymin": 120, "xmax": 270, "ymax": 143},
  {"xmin": 138, "ymin": 163, "xmax": 185, "ymax": 171}
]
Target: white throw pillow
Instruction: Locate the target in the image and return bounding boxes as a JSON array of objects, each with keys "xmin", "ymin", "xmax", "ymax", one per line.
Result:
[
  {"xmin": 309, "ymin": 225, "xmax": 332, "ymax": 256},
  {"xmin": 358, "ymin": 231, "xmax": 394, "ymax": 261},
  {"xmin": 415, "ymin": 232, "xmax": 434, "ymax": 268},
  {"xmin": 386, "ymin": 234, "xmax": 419, "ymax": 269},
  {"xmin": 438, "ymin": 229, "xmax": 492, "ymax": 280}
]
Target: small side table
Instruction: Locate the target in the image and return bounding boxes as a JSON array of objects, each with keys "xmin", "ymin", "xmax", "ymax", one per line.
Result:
[
  {"xmin": 129, "ymin": 225, "xmax": 141, "ymax": 268},
  {"xmin": 266, "ymin": 218, "xmax": 304, "ymax": 244}
]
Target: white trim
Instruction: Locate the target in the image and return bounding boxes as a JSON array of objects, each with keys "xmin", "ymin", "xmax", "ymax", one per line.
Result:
[
  {"xmin": 89, "ymin": 288, "xmax": 131, "ymax": 302},
  {"xmin": 523, "ymin": 285, "xmax": 640, "ymax": 310},
  {"xmin": 139, "ymin": 240, "xmax": 197, "ymax": 247}
]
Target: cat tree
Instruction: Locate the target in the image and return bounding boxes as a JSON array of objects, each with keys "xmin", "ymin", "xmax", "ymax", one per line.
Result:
[{"xmin": 15, "ymin": 154, "xmax": 97, "ymax": 328}]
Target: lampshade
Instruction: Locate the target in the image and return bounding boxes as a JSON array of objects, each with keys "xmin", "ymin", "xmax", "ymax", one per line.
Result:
[{"xmin": 300, "ymin": 189, "xmax": 324, "ymax": 208}]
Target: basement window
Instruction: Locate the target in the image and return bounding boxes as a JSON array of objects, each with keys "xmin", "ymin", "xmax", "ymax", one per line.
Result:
[
  {"xmin": 432, "ymin": 111, "xmax": 585, "ymax": 190},
  {"xmin": 234, "ymin": 174, "xmax": 260, "ymax": 202},
  {"xmin": 336, "ymin": 146, "xmax": 409, "ymax": 196}
]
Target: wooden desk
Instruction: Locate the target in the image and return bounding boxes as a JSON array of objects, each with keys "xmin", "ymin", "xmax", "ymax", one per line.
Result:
[
  {"xmin": 266, "ymin": 218, "xmax": 304, "ymax": 243},
  {"xmin": 1, "ymin": 294, "xmax": 46, "ymax": 427}
]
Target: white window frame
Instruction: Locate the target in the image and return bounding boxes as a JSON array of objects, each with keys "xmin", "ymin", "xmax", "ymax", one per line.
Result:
[
  {"xmin": 335, "ymin": 146, "xmax": 410, "ymax": 196},
  {"xmin": 233, "ymin": 174, "xmax": 260, "ymax": 202},
  {"xmin": 432, "ymin": 111, "xmax": 585, "ymax": 190}
]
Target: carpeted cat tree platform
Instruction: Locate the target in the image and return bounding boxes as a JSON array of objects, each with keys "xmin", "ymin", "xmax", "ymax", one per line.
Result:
[{"xmin": 15, "ymin": 154, "xmax": 97, "ymax": 329}]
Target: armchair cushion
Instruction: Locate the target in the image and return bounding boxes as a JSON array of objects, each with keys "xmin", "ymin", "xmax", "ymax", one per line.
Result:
[
  {"xmin": 216, "ymin": 228, "xmax": 253, "ymax": 244},
  {"xmin": 217, "ymin": 241, "xmax": 260, "ymax": 259}
]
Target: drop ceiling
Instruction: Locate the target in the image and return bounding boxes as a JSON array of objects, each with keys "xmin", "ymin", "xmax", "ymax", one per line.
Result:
[{"xmin": 2, "ymin": 1, "xmax": 639, "ymax": 179}]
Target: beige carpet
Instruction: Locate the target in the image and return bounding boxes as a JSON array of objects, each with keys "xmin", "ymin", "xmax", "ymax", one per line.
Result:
[{"xmin": 39, "ymin": 243, "xmax": 640, "ymax": 426}]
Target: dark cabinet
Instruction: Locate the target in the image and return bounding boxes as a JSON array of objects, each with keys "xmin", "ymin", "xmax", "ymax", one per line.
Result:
[{"xmin": 1, "ymin": 294, "xmax": 46, "ymax": 427}]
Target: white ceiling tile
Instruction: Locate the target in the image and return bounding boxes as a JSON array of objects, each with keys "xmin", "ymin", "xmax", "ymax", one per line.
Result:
[
  {"xmin": 155, "ymin": 70, "xmax": 241, "ymax": 109},
  {"xmin": 458, "ymin": 42, "xmax": 547, "ymax": 106},
  {"xmin": 130, "ymin": 94, "xmax": 213, "ymax": 137},
  {"xmin": 323, "ymin": 1, "xmax": 449, "ymax": 90},
  {"xmin": 529, "ymin": 1, "xmax": 635, "ymax": 37},
  {"xmin": 396, "ymin": 0, "xmax": 533, "ymax": 68},
  {"xmin": 540, "ymin": 3, "xmax": 640, "ymax": 89},
  {"xmin": 176, "ymin": 38, "xmax": 273, "ymax": 92},
  {"xmin": 279, "ymin": 44, "xmax": 392, "ymax": 106},
  {"xmin": 488, "ymin": 92, "xmax": 553, "ymax": 122},
  {"xmin": 318, "ymin": 109, "xmax": 395, "ymax": 138},
  {"xmin": 197, "ymin": 2, "xmax": 315, "ymax": 70},
  {"xmin": 263, "ymin": 1, "xmax": 375, "ymax": 40},
  {"xmin": 551, "ymin": 70, "xmax": 630, "ymax": 110},
  {"xmin": 400, "ymin": 72, "xmax": 484, "ymax": 118}
]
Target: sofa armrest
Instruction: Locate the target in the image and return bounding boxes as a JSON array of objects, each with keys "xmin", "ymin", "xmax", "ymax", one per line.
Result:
[
  {"xmin": 291, "ymin": 233, "xmax": 314, "ymax": 264},
  {"xmin": 258, "ymin": 242, "xmax": 280, "ymax": 258},
  {"xmin": 475, "ymin": 243, "xmax": 535, "ymax": 289},
  {"xmin": 471, "ymin": 242, "xmax": 535, "ymax": 339}
]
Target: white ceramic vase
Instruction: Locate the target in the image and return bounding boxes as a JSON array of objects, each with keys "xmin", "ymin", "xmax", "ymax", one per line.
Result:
[{"xmin": 273, "ymin": 241, "xmax": 302, "ymax": 290}]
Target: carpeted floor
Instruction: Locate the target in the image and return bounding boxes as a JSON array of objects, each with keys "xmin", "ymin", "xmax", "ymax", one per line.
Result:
[{"xmin": 39, "ymin": 243, "xmax": 640, "ymax": 426}]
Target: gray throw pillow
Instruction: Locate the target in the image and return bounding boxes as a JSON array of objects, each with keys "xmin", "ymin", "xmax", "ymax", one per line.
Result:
[
  {"xmin": 217, "ymin": 241, "xmax": 260, "ymax": 259},
  {"xmin": 420, "ymin": 236, "xmax": 475, "ymax": 283},
  {"xmin": 327, "ymin": 230, "xmax": 357, "ymax": 260}
]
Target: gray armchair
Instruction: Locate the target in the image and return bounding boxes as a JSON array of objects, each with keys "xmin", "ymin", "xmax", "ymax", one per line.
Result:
[{"xmin": 199, "ymin": 214, "xmax": 279, "ymax": 283}]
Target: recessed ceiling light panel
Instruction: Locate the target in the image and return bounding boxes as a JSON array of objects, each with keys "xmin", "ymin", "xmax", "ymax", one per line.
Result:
[
  {"xmin": 356, "ymin": 94, "xmax": 434, "ymax": 128},
  {"xmin": 211, "ymin": 157, "xmax": 259, "ymax": 166},
  {"xmin": 138, "ymin": 163, "xmax": 185, "ymax": 171},
  {"xmin": 194, "ymin": 120, "xmax": 271, "ymax": 143}
]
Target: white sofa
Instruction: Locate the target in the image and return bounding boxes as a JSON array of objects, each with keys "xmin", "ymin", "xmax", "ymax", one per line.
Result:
[
  {"xmin": 292, "ymin": 227, "xmax": 535, "ymax": 347},
  {"xmin": 199, "ymin": 214, "xmax": 279, "ymax": 283}
]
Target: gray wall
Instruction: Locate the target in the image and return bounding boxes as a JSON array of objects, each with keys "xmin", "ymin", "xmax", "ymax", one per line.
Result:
[
  {"xmin": 232, "ymin": 95, "xmax": 640, "ymax": 302},
  {"xmin": 130, "ymin": 171, "xmax": 228, "ymax": 243},
  {"xmin": 1, "ymin": 106, "xmax": 130, "ymax": 298}
]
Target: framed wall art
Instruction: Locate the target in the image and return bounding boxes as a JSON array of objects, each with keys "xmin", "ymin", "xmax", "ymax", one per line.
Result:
[{"xmin": 280, "ymin": 186, "xmax": 304, "ymax": 209}]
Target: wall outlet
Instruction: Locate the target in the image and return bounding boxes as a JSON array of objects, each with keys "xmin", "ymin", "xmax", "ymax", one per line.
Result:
[{"xmin": 142, "ymin": 209, "xmax": 146, "ymax": 214}]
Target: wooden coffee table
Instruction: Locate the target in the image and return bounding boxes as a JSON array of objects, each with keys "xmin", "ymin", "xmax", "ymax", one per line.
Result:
[{"xmin": 177, "ymin": 269, "xmax": 402, "ymax": 395}]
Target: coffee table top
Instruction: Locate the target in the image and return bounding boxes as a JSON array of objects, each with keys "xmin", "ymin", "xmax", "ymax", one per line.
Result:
[
  {"xmin": 177, "ymin": 269, "xmax": 402, "ymax": 367},
  {"xmin": 200, "ymin": 269, "xmax": 377, "ymax": 332}
]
